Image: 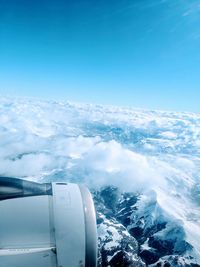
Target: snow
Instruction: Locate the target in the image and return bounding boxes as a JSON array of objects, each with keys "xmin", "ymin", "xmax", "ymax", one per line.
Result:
[
  {"xmin": 98, "ymin": 216, "xmax": 124, "ymax": 250},
  {"xmin": 0, "ymin": 97, "xmax": 200, "ymax": 262}
]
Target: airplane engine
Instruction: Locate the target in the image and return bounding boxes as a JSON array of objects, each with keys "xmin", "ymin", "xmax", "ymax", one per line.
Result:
[{"xmin": 0, "ymin": 177, "xmax": 97, "ymax": 267}]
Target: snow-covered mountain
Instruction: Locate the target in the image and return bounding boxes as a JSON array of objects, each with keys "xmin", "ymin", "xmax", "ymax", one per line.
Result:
[{"xmin": 0, "ymin": 97, "xmax": 200, "ymax": 266}]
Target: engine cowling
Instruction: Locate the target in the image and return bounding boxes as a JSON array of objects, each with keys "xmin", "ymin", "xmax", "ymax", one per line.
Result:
[{"xmin": 0, "ymin": 177, "xmax": 97, "ymax": 267}]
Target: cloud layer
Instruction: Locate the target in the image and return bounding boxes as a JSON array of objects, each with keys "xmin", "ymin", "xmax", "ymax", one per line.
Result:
[{"xmin": 0, "ymin": 97, "xmax": 200, "ymax": 258}]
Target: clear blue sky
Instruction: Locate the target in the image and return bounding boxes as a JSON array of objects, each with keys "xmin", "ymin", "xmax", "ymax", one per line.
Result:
[{"xmin": 0, "ymin": 0, "xmax": 200, "ymax": 112}]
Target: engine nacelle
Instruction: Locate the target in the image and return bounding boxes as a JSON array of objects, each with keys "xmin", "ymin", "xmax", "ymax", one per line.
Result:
[{"xmin": 0, "ymin": 177, "xmax": 97, "ymax": 267}]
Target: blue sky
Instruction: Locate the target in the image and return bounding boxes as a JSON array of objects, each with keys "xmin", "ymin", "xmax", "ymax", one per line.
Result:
[{"xmin": 0, "ymin": 0, "xmax": 200, "ymax": 112}]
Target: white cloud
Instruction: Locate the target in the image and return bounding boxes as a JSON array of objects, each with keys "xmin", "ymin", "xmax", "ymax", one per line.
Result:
[{"xmin": 0, "ymin": 97, "xmax": 200, "ymax": 257}]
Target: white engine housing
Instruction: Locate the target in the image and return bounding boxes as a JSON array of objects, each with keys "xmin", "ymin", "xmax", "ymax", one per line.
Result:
[{"xmin": 0, "ymin": 178, "xmax": 97, "ymax": 267}]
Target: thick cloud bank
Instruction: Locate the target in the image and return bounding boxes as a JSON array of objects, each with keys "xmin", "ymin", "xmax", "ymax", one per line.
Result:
[{"xmin": 0, "ymin": 97, "xmax": 200, "ymax": 261}]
